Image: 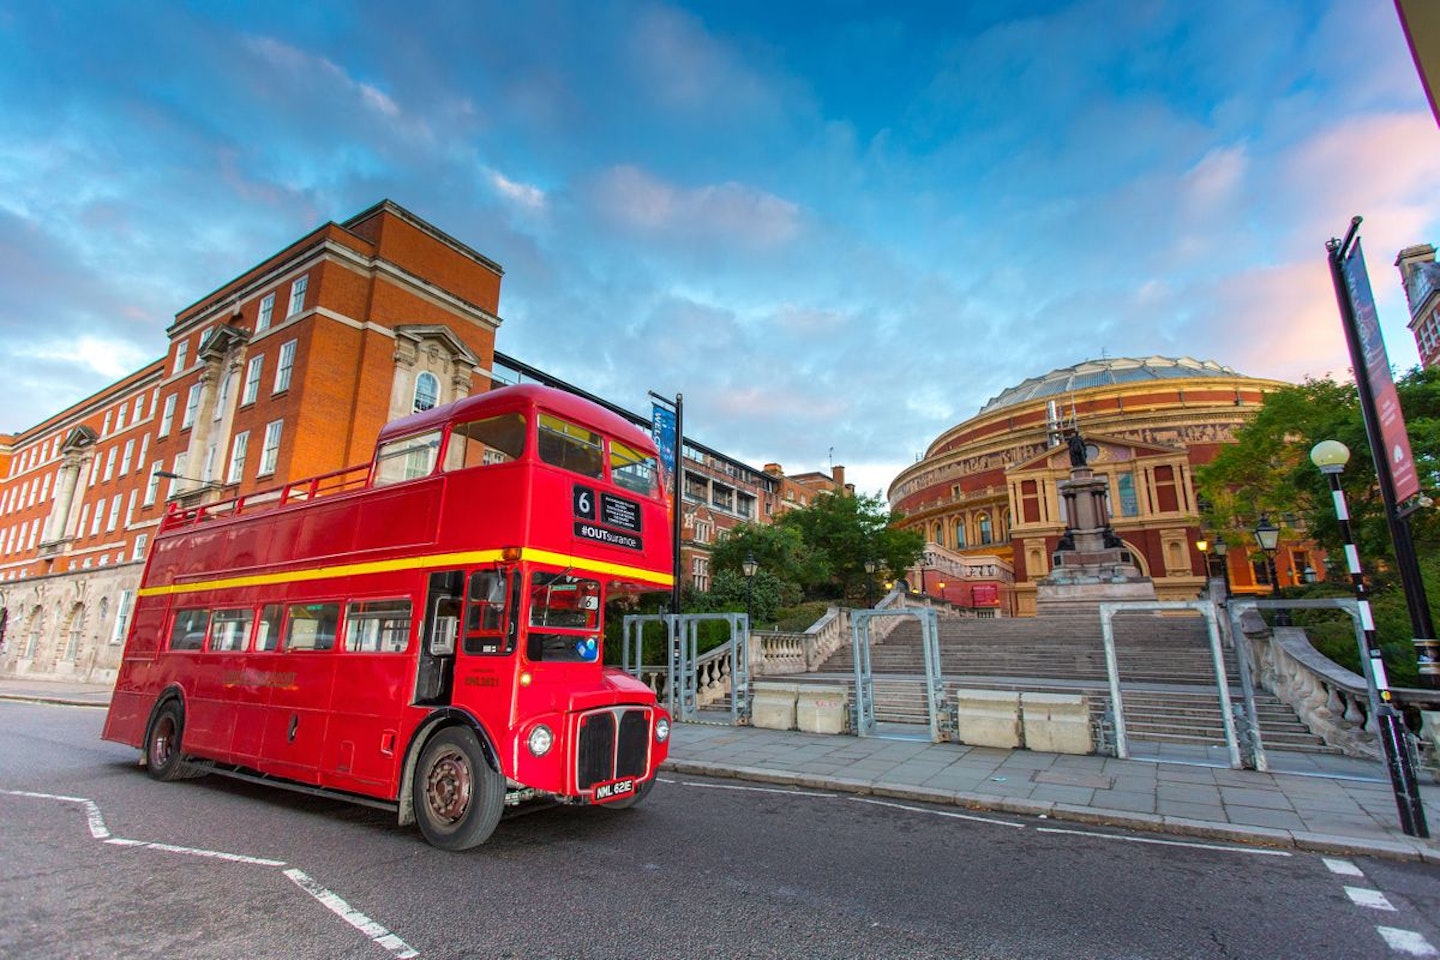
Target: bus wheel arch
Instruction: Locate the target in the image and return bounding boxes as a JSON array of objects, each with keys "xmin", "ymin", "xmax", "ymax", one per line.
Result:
[
  {"xmin": 409, "ymin": 724, "xmax": 506, "ymax": 851},
  {"xmin": 396, "ymin": 710, "xmax": 501, "ymax": 829},
  {"xmin": 144, "ymin": 691, "xmax": 198, "ymax": 782}
]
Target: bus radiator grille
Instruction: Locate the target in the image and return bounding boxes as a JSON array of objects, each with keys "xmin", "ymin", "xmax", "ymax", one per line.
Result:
[{"xmin": 576, "ymin": 708, "xmax": 651, "ymax": 789}]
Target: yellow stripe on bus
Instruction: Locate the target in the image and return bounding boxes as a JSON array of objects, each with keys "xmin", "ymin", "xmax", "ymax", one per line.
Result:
[{"xmin": 136, "ymin": 547, "xmax": 675, "ymax": 598}]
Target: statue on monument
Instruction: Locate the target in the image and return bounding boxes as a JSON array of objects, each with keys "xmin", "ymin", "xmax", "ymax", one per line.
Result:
[{"xmin": 1066, "ymin": 430, "xmax": 1088, "ymax": 467}]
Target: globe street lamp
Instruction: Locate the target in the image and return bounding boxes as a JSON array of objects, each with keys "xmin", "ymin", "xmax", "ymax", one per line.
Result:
[
  {"xmin": 864, "ymin": 558, "xmax": 877, "ymax": 608},
  {"xmin": 741, "ymin": 553, "xmax": 759, "ymax": 628},
  {"xmin": 1310, "ymin": 439, "xmax": 1428, "ymax": 838},
  {"xmin": 1253, "ymin": 514, "xmax": 1286, "ymax": 625}
]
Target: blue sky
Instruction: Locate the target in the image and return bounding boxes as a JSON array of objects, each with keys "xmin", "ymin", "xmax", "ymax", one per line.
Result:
[{"xmin": 2, "ymin": 1, "xmax": 1437, "ymax": 496}]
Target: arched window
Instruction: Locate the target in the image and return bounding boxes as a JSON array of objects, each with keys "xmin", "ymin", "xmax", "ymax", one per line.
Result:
[
  {"xmin": 65, "ymin": 603, "xmax": 86, "ymax": 660},
  {"xmin": 953, "ymin": 519, "xmax": 966, "ymax": 548},
  {"xmin": 413, "ymin": 372, "xmax": 440, "ymax": 413},
  {"xmin": 978, "ymin": 513, "xmax": 993, "ymax": 546}
]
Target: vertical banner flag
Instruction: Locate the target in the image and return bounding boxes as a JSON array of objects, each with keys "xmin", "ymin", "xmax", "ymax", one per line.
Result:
[
  {"xmin": 1344, "ymin": 240, "xmax": 1421, "ymax": 502},
  {"xmin": 652, "ymin": 403, "xmax": 677, "ymax": 482}
]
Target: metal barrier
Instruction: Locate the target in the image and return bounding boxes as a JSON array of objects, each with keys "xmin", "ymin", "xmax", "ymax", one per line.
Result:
[
  {"xmin": 1097, "ymin": 600, "xmax": 1243, "ymax": 768},
  {"xmin": 849, "ymin": 607, "xmax": 949, "ymax": 742},
  {"xmin": 622, "ymin": 612, "xmax": 751, "ymax": 724}
]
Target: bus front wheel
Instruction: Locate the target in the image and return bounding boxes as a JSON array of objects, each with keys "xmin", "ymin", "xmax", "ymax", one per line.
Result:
[
  {"xmin": 145, "ymin": 701, "xmax": 191, "ymax": 782},
  {"xmin": 413, "ymin": 727, "xmax": 505, "ymax": 851}
]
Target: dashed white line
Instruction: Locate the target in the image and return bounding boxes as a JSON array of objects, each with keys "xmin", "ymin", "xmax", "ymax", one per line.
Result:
[
  {"xmin": 1378, "ymin": 927, "xmax": 1439, "ymax": 957},
  {"xmin": 1, "ymin": 787, "xmax": 415, "ymax": 956},
  {"xmin": 1323, "ymin": 857, "xmax": 1365, "ymax": 877},
  {"xmin": 1036, "ymin": 826, "xmax": 1293, "ymax": 857},
  {"xmin": 286, "ymin": 869, "xmax": 419, "ymax": 959},
  {"xmin": 1345, "ymin": 886, "xmax": 1396, "ymax": 912},
  {"xmin": 853, "ymin": 796, "xmax": 1025, "ymax": 828}
]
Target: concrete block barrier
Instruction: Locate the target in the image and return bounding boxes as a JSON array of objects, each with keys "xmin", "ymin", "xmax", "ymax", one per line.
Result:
[
  {"xmin": 1021, "ymin": 692, "xmax": 1093, "ymax": 754},
  {"xmin": 955, "ymin": 689, "xmax": 1022, "ymax": 749},
  {"xmin": 796, "ymin": 684, "xmax": 848, "ymax": 735},
  {"xmin": 751, "ymin": 682, "xmax": 799, "ymax": 731}
]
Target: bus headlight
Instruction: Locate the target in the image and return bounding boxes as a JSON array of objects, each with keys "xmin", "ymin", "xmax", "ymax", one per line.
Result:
[
  {"xmin": 527, "ymin": 724, "xmax": 554, "ymax": 757},
  {"xmin": 654, "ymin": 717, "xmax": 670, "ymax": 743}
]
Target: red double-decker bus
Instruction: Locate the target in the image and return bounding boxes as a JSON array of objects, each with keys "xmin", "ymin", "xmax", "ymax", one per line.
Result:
[{"xmin": 102, "ymin": 384, "xmax": 674, "ymax": 850}]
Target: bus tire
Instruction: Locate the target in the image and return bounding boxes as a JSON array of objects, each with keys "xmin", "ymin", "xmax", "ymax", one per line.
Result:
[
  {"xmin": 145, "ymin": 701, "xmax": 192, "ymax": 782},
  {"xmin": 413, "ymin": 727, "xmax": 504, "ymax": 851},
  {"xmin": 603, "ymin": 776, "xmax": 654, "ymax": 811}
]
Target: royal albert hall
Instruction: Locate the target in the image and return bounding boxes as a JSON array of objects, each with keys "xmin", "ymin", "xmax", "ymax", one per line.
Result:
[{"xmin": 888, "ymin": 357, "xmax": 1291, "ymax": 616}]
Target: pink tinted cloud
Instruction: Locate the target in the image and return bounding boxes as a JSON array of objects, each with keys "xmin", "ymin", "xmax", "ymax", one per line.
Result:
[{"xmin": 591, "ymin": 165, "xmax": 800, "ymax": 248}]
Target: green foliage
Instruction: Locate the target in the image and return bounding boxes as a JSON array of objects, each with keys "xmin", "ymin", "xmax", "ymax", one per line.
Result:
[
  {"xmin": 1197, "ymin": 368, "xmax": 1440, "ymax": 685},
  {"xmin": 774, "ymin": 601, "xmax": 834, "ymax": 632}
]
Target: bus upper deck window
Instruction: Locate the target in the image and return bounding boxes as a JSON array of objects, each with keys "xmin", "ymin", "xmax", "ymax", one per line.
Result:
[
  {"xmin": 448, "ymin": 413, "xmax": 527, "ymax": 471},
  {"xmin": 373, "ymin": 430, "xmax": 442, "ymax": 486},
  {"xmin": 610, "ymin": 440, "xmax": 658, "ymax": 497},
  {"xmin": 537, "ymin": 414, "xmax": 603, "ymax": 479}
]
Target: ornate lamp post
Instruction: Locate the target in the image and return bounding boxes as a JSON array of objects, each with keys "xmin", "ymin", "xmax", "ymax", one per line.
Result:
[
  {"xmin": 741, "ymin": 553, "xmax": 759, "ymax": 628},
  {"xmin": 864, "ymin": 558, "xmax": 877, "ymax": 608},
  {"xmin": 1311, "ymin": 439, "xmax": 1428, "ymax": 837},
  {"xmin": 1212, "ymin": 535, "xmax": 1230, "ymax": 600},
  {"xmin": 1253, "ymin": 514, "xmax": 1285, "ymax": 625}
]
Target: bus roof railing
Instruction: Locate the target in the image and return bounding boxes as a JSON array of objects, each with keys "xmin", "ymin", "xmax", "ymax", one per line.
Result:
[{"xmin": 160, "ymin": 462, "xmax": 373, "ymax": 532}]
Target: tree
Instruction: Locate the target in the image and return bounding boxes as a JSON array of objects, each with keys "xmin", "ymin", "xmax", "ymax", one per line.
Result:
[{"xmin": 709, "ymin": 491, "xmax": 923, "ymax": 603}]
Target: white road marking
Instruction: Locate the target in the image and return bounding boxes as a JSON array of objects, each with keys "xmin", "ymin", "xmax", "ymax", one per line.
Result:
[
  {"xmin": 285, "ymin": 869, "xmax": 419, "ymax": 959},
  {"xmin": 853, "ymin": 796, "xmax": 1025, "ymax": 828},
  {"xmin": 1345, "ymin": 886, "xmax": 1396, "ymax": 911},
  {"xmin": 2, "ymin": 787, "xmax": 417, "ymax": 957},
  {"xmin": 1323, "ymin": 857, "xmax": 1364, "ymax": 877},
  {"xmin": 1036, "ymin": 826, "xmax": 1292, "ymax": 857},
  {"xmin": 663, "ymin": 777, "xmax": 837, "ymax": 798},
  {"xmin": 1377, "ymin": 927, "xmax": 1439, "ymax": 957}
]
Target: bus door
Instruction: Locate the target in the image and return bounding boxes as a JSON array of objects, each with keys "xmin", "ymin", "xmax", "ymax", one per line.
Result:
[
  {"xmin": 415, "ymin": 570, "xmax": 463, "ymax": 706},
  {"xmin": 260, "ymin": 601, "xmax": 341, "ymax": 784},
  {"xmin": 451, "ymin": 567, "xmax": 520, "ymax": 733}
]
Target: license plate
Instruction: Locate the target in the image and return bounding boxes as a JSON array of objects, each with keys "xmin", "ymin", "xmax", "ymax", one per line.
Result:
[{"xmin": 591, "ymin": 778, "xmax": 636, "ymax": 803}]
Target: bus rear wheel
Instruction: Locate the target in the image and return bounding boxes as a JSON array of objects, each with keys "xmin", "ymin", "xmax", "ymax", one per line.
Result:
[
  {"xmin": 413, "ymin": 727, "xmax": 505, "ymax": 851},
  {"xmin": 145, "ymin": 701, "xmax": 192, "ymax": 782}
]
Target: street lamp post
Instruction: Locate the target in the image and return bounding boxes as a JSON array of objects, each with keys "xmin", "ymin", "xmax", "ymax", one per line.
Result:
[
  {"xmin": 741, "ymin": 553, "xmax": 759, "ymax": 628},
  {"xmin": 864, "ymin": 558, "xmax": 877, "ymax": 608},
  {"xmin": 1253, "ymin": 514, "xmax": 1286, "ymax": 625},
  {"xmin": 1311, "ymin": 440, "xmax": 1429, "ymax": 838},
  {"xmin": 1212, "ymin": 535, "xmax": 1230, "ymax": 601}
]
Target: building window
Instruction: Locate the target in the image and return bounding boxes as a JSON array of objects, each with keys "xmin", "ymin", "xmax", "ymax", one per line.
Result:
[
  {"xmin": 274, "ymin": 340, "xmax": 296, "ymax": 393},
  {"xmin": 182, "ymin": 383, "xmax": 201, "ymax": 429},
  {"xmin": 243, "ymin": 355, "xmax": 263, "ymax": 405},
  {"xmin": 1154, "ymin": 465, "xmax": 1180, "ymax": 513},
  {"xmin": 132, "ymin": 534, "xmax": 148, "ymax": 561},
  {"xmin": 103, "ymin": 447, "xmax": 117, "ymax": 482},
  {"xmin": 413, "ymin": 371, "xmax": 439, "ymax": 413},
  {"xmin": 144, "ymin": 463, "xmax": 162, "ymax": 506},
  {"xmin": 259, "ymin": 421, "xmax": 283, "ymax": 476},
  {"xmin": 90, "ymin": 498, "xmax": 105, "ymax": 536},
  {"xmin": 256, "ymin": 293, "xmax": 275, "ymax": 333},
  {"xmin": 287, "ymin": 275, "xmax": 308, "ymax": 317},
  {"xmin": 228, "ymin": 431, "xmax": 249, "ymax": 484},
  {"xmin": 159, "ymin": 394, "xmax": 176, "ymax": 437},
  {"xmin": 978, "ymin": 512, "xmax": 993, "ymax": 546},
  {"xmin": 118, "ymin": 402, "xmax": 128, "ymax": 425},
  {"xmin": 106, "ymin": 496, "xmax": 122, "ymax": 532},
  {"xmin": 120, "ymin": 439, "xmax": 134, "ymax": 476},
  {"xmin": 954, "ymin": 519, "xmax": 966, "ymax": 548},
  {"xmin": 1020, "ymin": 479, "xmax": 1041, "ymax": 524},
  {"xmin": 173, "ymin": 339, "xmax": 188, "ymax": 375},
  {"xmin": 1117, "ymin": 472, "xmax": 1139, "ymax": 517},
  {"xmin": 102, "ymin": 411, "xmax": 112, "ymax": 436},
  {"xmin": 65, "ymin": 605, "xmax": 85, "ymax": 660},
  {"xmin": 110, "ymin": 590, "xmax": 133, "ymax": 644}
]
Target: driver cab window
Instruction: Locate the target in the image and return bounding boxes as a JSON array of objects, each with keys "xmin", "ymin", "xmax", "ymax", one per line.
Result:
[{"xmin": 526, "ymin": 571, "xmax": 601, "ymax": 662}]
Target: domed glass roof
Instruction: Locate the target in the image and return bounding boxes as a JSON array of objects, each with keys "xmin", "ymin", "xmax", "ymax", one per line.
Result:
[{"xmin": 977, "ymin": 356, "xmax": 1243, "ymax": 415}]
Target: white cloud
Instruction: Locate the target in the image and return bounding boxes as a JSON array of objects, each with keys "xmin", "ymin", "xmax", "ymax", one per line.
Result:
[
  {"xmin": 485, "ymin": 168, "xmax": 546, "ymax": 211},
  {"xmin": 590, "ymin": 165, "xmax": 800, "ymax": 248}
]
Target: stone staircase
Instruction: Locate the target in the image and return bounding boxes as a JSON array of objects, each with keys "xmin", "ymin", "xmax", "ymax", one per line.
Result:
[{"xmin": 797, "ymin": 613, "xmax": 1334, "ymax": 753}]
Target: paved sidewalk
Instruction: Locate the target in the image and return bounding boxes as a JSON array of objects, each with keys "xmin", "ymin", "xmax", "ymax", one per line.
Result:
[{"xmin": 6, "ymin": 675, "xmax": 1437, "ymax": 862}]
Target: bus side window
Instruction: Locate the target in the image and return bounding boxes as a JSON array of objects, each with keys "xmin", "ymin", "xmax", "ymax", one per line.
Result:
[
  {"xmin": 255, "ymin": 604, "xmax": 283, "ymax": 651},
  {"xmin": 285, "ymin": 602, "xmax": 340, "ymax": 651},
  {"xmin": 170, "ymin": 609, "xmax": 209, "ymax": 652},
  {"xmin": 463, "ymin": 570, "xmax": 511, "ymax": 655},
  {"xmin": 344, "ymin": 599, "xmax": 413, "ymax": 653},
  {"xmin": 447, "ymin": 413, "xmax": 527, "ymax": 471},
  {"xmin": 209, "ymin": 608, "xmax": 254, "ymax": 652}
]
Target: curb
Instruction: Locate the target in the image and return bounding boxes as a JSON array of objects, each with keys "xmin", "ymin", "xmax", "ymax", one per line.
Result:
[{"xmin": 661, "ymin": 758, "xmax": 1440, "ymax": 864}]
